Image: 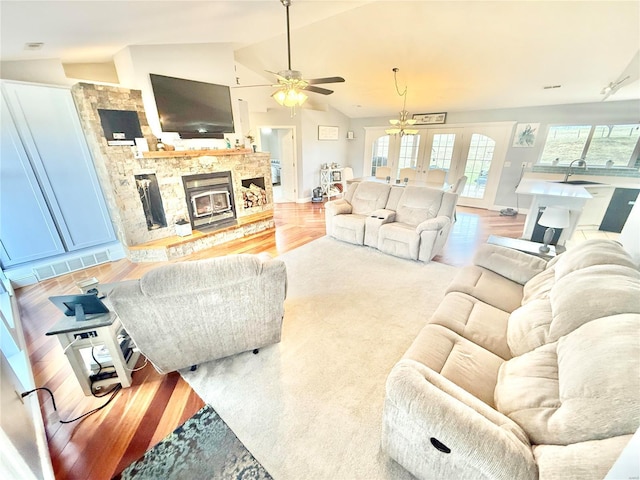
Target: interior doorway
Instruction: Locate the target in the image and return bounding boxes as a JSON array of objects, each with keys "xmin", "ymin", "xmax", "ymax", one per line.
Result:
[{"xmin": 258, "ymin": 126, "xmax": 297, "ymax": 203}]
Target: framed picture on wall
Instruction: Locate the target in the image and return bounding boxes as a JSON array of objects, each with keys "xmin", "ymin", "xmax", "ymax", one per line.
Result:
[
  {"xmin": 513, "ymin": 123, "xmax": 540, "ymax": 147},
  {"xmin": 412, "ymin": 112, "xmax": 447, "ymax": 125},
  {"xmin": 318, "ymin": 125, "xmax": 339, "ymax": 140}
]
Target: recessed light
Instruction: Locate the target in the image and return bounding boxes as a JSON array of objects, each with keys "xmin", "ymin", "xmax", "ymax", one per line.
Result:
[
  {"xmin": 24, "ymin": 42, "xmax": 44, "ymax": 51},
  {"xmin": 543, "ymin": 85, "xmax": 562, "ymax": 90}
]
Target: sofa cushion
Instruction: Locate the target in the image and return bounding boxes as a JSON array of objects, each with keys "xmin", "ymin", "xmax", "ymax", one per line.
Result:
[
  {"xmin": 403, "ymin": 324, "xmax": 505, "ymax": 407},
  {"xmin": 507, "ymin": 298, "xmax": 553, "ymax": 357},
  {"xmin": 495, "ymin": 314, "xmax": 640, "ymax": 445},
  {"xmin": 522, "ymin": 267, "xmax": 555, "ymax": 305},
  {"xmin": 377, "ymin": 222, "xmax": 420, "ymax": 260},
  {"xmin": 548, "ymin": 264, "xmax": 640, "ymax": 342},
  {"xmin": 446, "ymin": 265, "xmax": 524, "ymax": 313},
  {"xmin": 533, "ymin": 435, "xmax": 633, "ymax": 480},
  {"xmin": 428, "ymin": 292, "xmax": 512, "ymax": 360},
  {"xmin": 394, "ymin": 186, "xmax": 443, "ymax": 226},
  {"xmin": 509, "ymin": 264, "xmax": 640, "ymax": 356},
  {"xmin": 349, "ymin": 181, "xmax": 391, "ymax": 215},
  {"xmin": 331, "ymin": 214, "xmax": 368, "ymax": 245},
  {"xmin": 552, "ymin": 239, "xmax": 636, "ymax": 280}
]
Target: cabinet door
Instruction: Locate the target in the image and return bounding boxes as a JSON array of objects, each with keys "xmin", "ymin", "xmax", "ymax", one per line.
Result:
[
  {"xmin": 0, "ymin": 96, "xmax": 65, "ymax": 267},
  {"xmin": 600, "ymin": 188, "xmax": 640, "ymax": 233},
  {"xmin": 2, "ymin": 82, "xmax": 115, "ymax": 251}
]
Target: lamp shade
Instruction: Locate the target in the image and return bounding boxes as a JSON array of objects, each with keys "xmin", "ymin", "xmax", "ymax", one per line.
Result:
[{"xmin": 538, "ymin": 207, "xmax": 570, "ymax": 228}]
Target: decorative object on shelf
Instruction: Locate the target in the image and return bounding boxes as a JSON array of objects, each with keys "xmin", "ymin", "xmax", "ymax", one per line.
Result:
[
  {"xmin": 318, "ymin": 125, "xmax": 339, "ymax": 141},
  {"xmin": 386, "ymin": 68, "xmax": 418, "ymax": 136},
  {"xmin": 412, "ymin": 112, "xmax": 447, "ymax": 125},
  {"xmin": 538, "ymin": 206, "xmax": 570, "ymax": 253},
  {"xmin": 512, "ymin": 123, "xmax": 539, "ymax": 147},
  {"xmin": 606, "ymin": 160, "xmax": 615, "ymax": 168}
]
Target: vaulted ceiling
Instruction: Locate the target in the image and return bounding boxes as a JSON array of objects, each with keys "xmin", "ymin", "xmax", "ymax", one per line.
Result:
[{"xmin": 1, "ymin": 1, "xmax": 639, "ymax": 118}]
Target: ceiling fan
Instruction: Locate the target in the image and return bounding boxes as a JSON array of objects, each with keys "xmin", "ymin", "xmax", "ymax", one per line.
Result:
[
  {"xmin": 601, "ymin": 50, "xmax": 639, "ymax": 101},
  {"xmin": 238, "ymin": 0, "xmax": 345, "ymax": 109}
]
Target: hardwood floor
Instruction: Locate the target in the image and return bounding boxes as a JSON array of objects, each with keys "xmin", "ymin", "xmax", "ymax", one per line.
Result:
[{"xmin": 17, "ymin": 202, "xmax": 525, "ymax": 479}]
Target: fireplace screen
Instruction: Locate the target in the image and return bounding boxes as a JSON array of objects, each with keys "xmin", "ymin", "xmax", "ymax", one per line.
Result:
[
  {"xmin": 191, "ymin": 190, "xmax": 231, "ymax": 218},
  {"xmin": 182, "ymin": 171, "xmax": 237, "ymax": 232}
]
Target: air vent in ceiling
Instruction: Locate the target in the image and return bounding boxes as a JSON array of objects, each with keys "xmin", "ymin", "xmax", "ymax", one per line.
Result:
[{"xmin": 24, "ymin": 42, "xmax": 44, "ymax": 51}]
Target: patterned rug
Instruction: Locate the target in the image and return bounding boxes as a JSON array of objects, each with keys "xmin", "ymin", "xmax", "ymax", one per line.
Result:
[{"xmin": 117, "ymin": 405, "xmax": 272, "ymax": 480}]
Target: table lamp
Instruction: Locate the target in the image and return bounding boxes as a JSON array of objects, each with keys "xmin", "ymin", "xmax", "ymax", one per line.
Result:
[{"xmin": 538, "ymin": 206, "xmax": 570, "ymax": 253}]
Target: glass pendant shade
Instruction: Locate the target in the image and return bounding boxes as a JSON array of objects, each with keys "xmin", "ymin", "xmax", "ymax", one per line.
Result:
[{"xmin": 272, "ymin": 87, "xmax": 308, "ymax": 107}]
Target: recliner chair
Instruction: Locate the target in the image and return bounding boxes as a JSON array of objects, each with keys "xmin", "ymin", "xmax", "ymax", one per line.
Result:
[
  {"xmin": 377, "ymin": 186, "xmax": 458, "ymax": 261},
  {"xmin": 325, "ymin": 181, "xmax": 392, "ymax": 245},
  {"xmin": 109, "ymin": 253, "xmax": 287, "ymax": 373}
]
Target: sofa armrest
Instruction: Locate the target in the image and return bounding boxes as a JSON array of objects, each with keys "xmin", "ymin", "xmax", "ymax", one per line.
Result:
[
  {"xmin": 369, "ymin": 208, "xmax": 396, "ymax": 223},
  {"xmin": 382, "ymin": 359, "xmax": 537, "ymax": 480},
  {"xmin": 415, "ymin": 215, "xmax": 450, "ymax": 234},
  {"xmin": 325, "ymin": 199, "xmax": 352, "ymax": 216},
  {"xmin": 473, "ymin": 243, "xmax": 548, "ymax": 285}
]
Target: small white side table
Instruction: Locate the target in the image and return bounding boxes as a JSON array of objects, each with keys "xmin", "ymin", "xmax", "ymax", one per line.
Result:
[{"xmin": 46, "ymin": 286, "xmax": 140, "ymax": 396}]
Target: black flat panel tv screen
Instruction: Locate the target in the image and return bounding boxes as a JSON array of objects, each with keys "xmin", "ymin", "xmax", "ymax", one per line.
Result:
[{"xmin": 150, "ymin": 73, "xmax": 234, "ymax": 139}]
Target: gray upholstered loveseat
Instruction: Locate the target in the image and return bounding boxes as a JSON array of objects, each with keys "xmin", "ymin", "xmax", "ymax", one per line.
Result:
[
  {"xmin": 325, "ymin": 181, "xmax": 458, "ymax": 262},
  {"xmin": 109, "ymin": 253, "xmax": 287, "ymax": 374},
  {"xmin": 382, "ymin": 239, "xmax": 640, "ymax": 479}
]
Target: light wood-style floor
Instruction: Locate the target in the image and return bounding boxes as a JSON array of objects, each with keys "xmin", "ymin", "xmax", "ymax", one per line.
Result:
[{"xmin": 18, "ymin": 203, "xmax": 529, "ymax": 479}]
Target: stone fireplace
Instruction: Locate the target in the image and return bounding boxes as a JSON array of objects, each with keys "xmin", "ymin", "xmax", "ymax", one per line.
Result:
[{"xmin": 70, "ymin": 83, "xmax": 274, "ymax": 260}]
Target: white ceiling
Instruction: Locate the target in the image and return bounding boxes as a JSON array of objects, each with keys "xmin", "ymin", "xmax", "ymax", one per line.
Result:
[{"xmin": 1, "ymin": 1, "xmax": 639, "ymax": 119}]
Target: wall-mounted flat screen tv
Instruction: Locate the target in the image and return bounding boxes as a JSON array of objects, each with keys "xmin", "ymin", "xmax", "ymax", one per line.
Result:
[{"xmin": 150, "ymin": 73, "xmax": 234, "ymax": 139}]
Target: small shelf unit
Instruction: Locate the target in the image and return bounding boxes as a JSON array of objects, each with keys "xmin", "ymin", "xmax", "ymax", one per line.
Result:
[{"xmin": 320, "ymin": 167, "xmax": 344, "ymax": 199}]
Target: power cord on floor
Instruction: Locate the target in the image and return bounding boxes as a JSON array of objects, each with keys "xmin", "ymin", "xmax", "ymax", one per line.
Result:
[{"xmin": 20, "ymin": 384, "xmax": 121, "ymax": 424}]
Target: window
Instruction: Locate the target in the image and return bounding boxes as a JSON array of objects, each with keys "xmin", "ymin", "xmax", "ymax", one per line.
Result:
[
  {"xmin": 398, "ymin": 135, "xmax": 420, "ymax": 169},
  {"xmin": 371, "ymin": 135, "xmax": 390, "ymax": 176},
  {"xmin": 429, "ymin": 133, "xmax": 456, "ymax": 169},
  {"xmin": 539, "ymin": 124, "xmax": 640, "ymax": 167}
]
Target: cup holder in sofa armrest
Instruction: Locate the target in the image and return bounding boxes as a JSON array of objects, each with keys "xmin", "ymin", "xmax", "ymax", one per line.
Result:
[{"xmin": 430, "ymin": 437, "xmax": 451, "ymax": 454}]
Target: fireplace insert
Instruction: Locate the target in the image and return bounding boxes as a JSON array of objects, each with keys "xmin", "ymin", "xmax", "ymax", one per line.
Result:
[{"xmin": 182, "ymin": 172, "xmax": 236, "ymax": 231}]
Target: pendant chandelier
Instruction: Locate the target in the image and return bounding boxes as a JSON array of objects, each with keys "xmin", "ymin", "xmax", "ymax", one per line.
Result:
[{"xmin": 385, "ymin": 68, "xmax": 418, "ymax": 136}]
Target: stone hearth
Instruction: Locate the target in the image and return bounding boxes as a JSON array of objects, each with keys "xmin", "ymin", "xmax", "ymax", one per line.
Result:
[{"xmin": 71, "ymin": 83, "xmax": 274, "ymax": 261}]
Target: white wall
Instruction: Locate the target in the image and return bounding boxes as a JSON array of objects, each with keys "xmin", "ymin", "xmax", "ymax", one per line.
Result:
[
  {"xmin": 113, "ymin": 43, "xmax": 241, "ymax": 145},
  {"xmin": 300, "ymin": 108, "xmax": 351, "ymax": 198}
]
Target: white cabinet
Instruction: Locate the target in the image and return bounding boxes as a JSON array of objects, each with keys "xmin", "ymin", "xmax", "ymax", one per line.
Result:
[
  {"xmin": 0, "ymin": 81, "xmax": 115, "ymax": 268},
  {"xmin": 578, "ymin": 186, "xmax": 616, "ymax": 228},
  {"xmin": 320, "ymin": 167, "xmax": 344, "ymax": 199}
]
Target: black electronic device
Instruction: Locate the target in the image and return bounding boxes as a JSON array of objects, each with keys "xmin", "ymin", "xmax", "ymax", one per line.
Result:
[
  {"xmin": 149, "ymin": 73, "xmax": 234, "ymax": 139},
  {"xmin": 49, "ymin": 294, "xmax": 109, "ymax": 322},
  {"xmin": 97, "ymin": 109, "xmax": 143, "ymax": 145}
]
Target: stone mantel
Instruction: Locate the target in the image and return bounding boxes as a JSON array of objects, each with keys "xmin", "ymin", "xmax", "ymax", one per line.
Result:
[{"xmin": 141, "ymin": 148, "xmax": 253, "ymax": 159}]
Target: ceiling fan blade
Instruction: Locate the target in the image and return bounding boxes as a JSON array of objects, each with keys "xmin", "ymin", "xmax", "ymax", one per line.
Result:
[
  {"xmin": 307, "ymin": 77, "xmax": 346, "ymax": 85},
  {"xmin": 233, "ymin": 84, "xmax": 274, "ymax": 89},
  {"xmin": 601, "ymin": 49, "xmax": 639, "ymax": 100},
  {"xmin": 304, "ymin": 85, "xmax": 334, "ymax": 95}
]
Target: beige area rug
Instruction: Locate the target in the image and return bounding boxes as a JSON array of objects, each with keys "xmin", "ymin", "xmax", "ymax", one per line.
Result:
[{"xmin": 181, "ymin": 236, "xmax": 458, "ymax": 479}]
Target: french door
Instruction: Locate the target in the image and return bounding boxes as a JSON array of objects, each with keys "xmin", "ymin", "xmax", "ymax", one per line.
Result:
[{"xmin": 365, "ymin": 123, "xmax": 512, "ymax": 209}]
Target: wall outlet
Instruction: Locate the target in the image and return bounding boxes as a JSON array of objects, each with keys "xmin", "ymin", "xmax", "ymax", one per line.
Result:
[
  {"xmin": 504, "ymin": 161, "xmax": 511, "ymax": 168},
  {"xmin": 521, "ymin": 162, "xmax": 527, "ymax": 168}
]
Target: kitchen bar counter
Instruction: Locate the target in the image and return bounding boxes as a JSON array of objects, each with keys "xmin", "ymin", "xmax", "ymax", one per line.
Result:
[{"xmin": 516, "ymin": 179, "xmax": 592, "ymax": 245}]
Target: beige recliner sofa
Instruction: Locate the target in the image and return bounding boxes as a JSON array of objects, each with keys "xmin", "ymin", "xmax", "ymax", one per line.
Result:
[
  {"xmin": 382, "ymin": 239, "xmax": 640, "ymax": 479},
  {"xmin": 109, "ymin": 253, "xmax": 287, "ymax": 374},
  {"xmin": 325, "ymin": 181, "xmax": 458, "ymax": 261}
]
